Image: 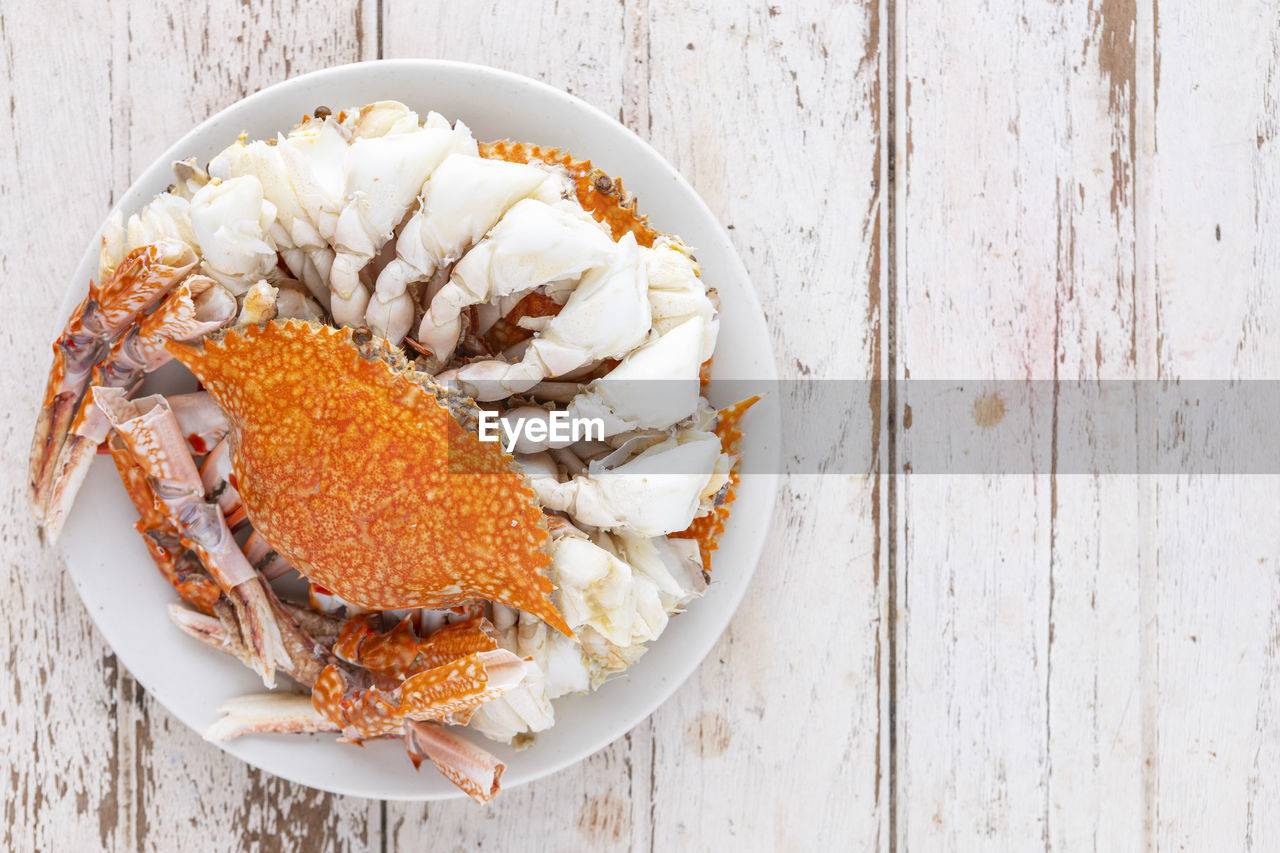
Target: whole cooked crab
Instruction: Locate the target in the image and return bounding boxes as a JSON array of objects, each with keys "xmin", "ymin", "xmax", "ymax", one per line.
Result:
[{"xmin": 28, "ymin": 100, "xmax": 752, "ymax": 802}]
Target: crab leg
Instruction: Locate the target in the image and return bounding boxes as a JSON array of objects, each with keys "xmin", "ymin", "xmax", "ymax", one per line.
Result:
[
  {"xmin": 94, "ymin": 390, "xmax": 290, "ymax": 687},
  {"xmin": 41, "ymin": 276, "xmax": 236, "ymax": 541},
  {"xmin": 106, "ymin": 434, "xmax": 222, "ymax": 615},
  {"xmin": 403, "ymin": 720, "xmax": 506, "ymax": 804},
  {"xmin": 175, "ymin": 600, "xmax": 512, "ymax": 803},
  {"xmin": 200, "ymin": 691, "xmax": 508, "ymax": 805},
  {"xmin": 311, "ymin": 647, "xmax": 527, "ymax": 739},
  {"xmin": 243, "ymin": 529, "xmax": 295, "ymax": 581},
  {"xmin": 332, "ymin": 614, "xmax": 501, "ymax": 680},
  {"xmin": 29, "ymin": 239, "xmax": 199, "ymax": 518},
  {"xmin": 205, "ymin": 694, "xmax": 341, "ymax": 741},
  {"xmin": 278, "ymin": 600, "xmax": 343, "ymax": 646}
]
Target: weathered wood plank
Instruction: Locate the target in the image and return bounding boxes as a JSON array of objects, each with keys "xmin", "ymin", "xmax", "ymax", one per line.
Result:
[
  {"xmin": 1150, "ymin": 3, "xmax": 1280, "ymax": 849},
  {"xmin": 1, "ymin": 0, "xmax": 129, "ymax": 849},
  {"xmin": 895, "ymin": 0, "xmax": 1146, "ymax": 848},
  {"xmin": 643, "ymin": 1, "xmax": 887, "ymax": 849},
  {"xmin": 116, "ymin": 2, "xmax": 381, "ymax": 850},
  {"xmin": 379, "ymin": 3, "xmax": 646, "ymax": 846}
]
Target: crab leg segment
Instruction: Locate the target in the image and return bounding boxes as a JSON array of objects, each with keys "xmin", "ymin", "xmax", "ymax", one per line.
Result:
[
  {"xmin": 205, "ymin": 693, "xmax": 340, "ymax": 741},
  {"xmin": 181, "ymin": 606, "xmax": 507, "ymax": 802},
  {"xmin": 108, "ymin": 436, "xmax": 222, "ymax": 615},
  {"xmin": 94, "ymin": 389, "xmax": 289, "ymax": 687},
  {"xmin": 199, "ymin": 439, "xmax": 246, "ymax": 528},
  {"xmin": 167, "ymin": 391, "xmax": 231, "ymax": 454},
  {"xmin": 311, "ymin": 648, "xmax": 527, "ymax": 740},
  {"xmin": 333, "ymin": 615, "xmax": 501, "ymax": 680},
  {"xmin": 403, "ymin": 720, "xmax": 506, "ymax": 804},
  {"xmin": 29, "ymin": 240, "xmax": 198, "ymax": 518}
]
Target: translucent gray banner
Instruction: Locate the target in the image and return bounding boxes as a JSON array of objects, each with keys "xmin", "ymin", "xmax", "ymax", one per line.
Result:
[{"xmin": 451, "ymin": 380, "xmax": 1280, "ymax": 474}]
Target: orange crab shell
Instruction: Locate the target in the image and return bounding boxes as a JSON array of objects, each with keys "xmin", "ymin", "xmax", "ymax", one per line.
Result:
[
  {"xmin": 167, "ymin": 320, "xmax": 571, "ymax": 636},
  {"xmin": 334, "ymin": 614, "xmax": 500, "ymax": 680}
]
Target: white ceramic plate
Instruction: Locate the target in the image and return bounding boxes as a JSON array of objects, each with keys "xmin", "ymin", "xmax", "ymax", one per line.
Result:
[{"xmin": 57, "ymin": 59, "xmax": 780, "ymax": 800}]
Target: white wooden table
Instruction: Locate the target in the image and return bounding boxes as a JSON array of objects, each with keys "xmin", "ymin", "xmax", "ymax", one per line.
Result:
[{"xmin": 3, "ymin": 1, "xmax": 1278, "ymax": 849}]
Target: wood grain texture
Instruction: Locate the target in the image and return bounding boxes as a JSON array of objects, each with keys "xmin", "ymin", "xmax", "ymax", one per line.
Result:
[
  {"xmin": 5, "ymin": 0, "xmax": 1280, "ymax": 849},
  {"xmin": 1151, "ymin": 3, "xmax": 1280, "ymax": 849},
  {"xmin": 894, "ymin": 0, "xmax": 1146, "ymax": 848},
  {"xmin": 642, "ymin": 1, "xmax": 887, "ymax": 850},
  {"xmin": 2, "ymin": 1, "xmax": 129, "ymax": 849}
]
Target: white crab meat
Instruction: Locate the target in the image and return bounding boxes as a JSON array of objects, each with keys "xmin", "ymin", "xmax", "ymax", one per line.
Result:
[
  {"xmin": 447, "ymin": 232, "xmax": 652, "ymax": 401},
  {"xmin": 608, "ymin": 530, "xmax": 707, "ymax": 613},
  {"xmin": 273, "ymin": 285, "xmax": 325, "ymax": 321},
  {"xmin": 524, "ymin": 426, "xmax": 723, "ymax": 537},
  {"xmin": 550, "ymin": 533, "xmax": 668, "ymax": 648},
  {"xmin": 503, "ymin": 315, "xmax": 709, "ymax": 453},
  {"xmin": 209, "ymin": 124, "xmax": 344, "ymax": 307},
  {"xmin": 188, "ymin": 176, "xmax": 280, "ymax": 295},
  {"xmin": 100, "ymin": 192, "xmax": 198, "ymax": 283},
  {"xmin": 418, "ymin": 198, "xmax": 616, "ymax": 361},
  {"xmin": 277, "ymin": 116, "xmax": 350, "ymax": 245},
  {"xmin": 328, "ymin": 104, "xmax": 475, "ymax": 326},
  {"xmin": 471, "ymin": 520, "xmax": 706, "ymax": 747},
  {"xmin": 643, "ymin": 238, "xmax": 719, "ymax": 363},
  {"xmin": 368, "ymin": 154, "xmax": 568, "ymax": 343},
  {"xmin": 467, "ymin": 602, "xmax": 593, "ymax": 745},
  {"xmin": 237, "ymin": 280, "xmax": 280, "ymax": 325}
]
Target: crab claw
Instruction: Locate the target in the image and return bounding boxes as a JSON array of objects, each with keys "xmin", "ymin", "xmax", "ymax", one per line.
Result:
[
  {"xmin": 29, "ymin": 240, "xmax": 198, "ymax": 520},
  {"xmin": 41, "ymin": 275, "xmax": 236, "ymax": 542},
  {"xmin": 403, "ymin": 720, "xmax": 506, "ymax": 804},
  {"xmin": 167, "ymin": 320, "xmax": 572, "ymax": 636}
]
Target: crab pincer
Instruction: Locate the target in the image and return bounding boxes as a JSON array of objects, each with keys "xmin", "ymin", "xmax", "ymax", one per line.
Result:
[
  {"xmin": 29, "ymin": 239, "xmax": 198, "ymax": 520},
  {"xmin": 40, "ymin": 275, "xmax": 237, "ymax": 541}
]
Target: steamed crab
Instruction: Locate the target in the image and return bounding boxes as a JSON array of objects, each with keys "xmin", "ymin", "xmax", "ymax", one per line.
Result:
[{"xmin": 28, "ymin": 101, "xmax": 753, "ymax": 802}]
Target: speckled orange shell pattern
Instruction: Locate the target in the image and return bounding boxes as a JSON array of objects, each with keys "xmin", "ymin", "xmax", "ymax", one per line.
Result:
[
  {"xmin": 106, "ymin": 435, "xmax": 221, "ymax": 615},
  {"xmin": 311, "ymin": 651, "xmax": 519, "ymax": 740},
  {"xmin": 168, "ymin": 320, "xmax": 570, "ymax": 635},
  {"xmin": 333, "ymin": 614, "xmax": 499, "ymax": 680}
]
